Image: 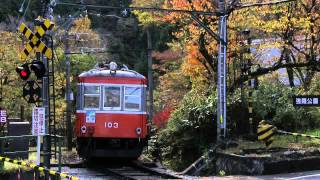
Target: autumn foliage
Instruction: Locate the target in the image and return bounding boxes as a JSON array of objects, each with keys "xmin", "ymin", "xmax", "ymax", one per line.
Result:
[{"xmin": 152, "ymin": 107, "xmax": 173, "ymax": 129}]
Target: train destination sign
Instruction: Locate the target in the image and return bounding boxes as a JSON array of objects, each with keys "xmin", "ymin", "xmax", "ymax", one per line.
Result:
[
  {"xmin": 293, "ymin": 96, "xmax": 320, "ymax": 107},
  {"xmin": 86, "ymin": 111, "xmax": 96, "ymax": 123}
]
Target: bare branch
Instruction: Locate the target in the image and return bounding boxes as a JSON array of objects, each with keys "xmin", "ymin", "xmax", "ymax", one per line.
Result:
[{"xmin": 229, "ymin": 61, "xmax": 319, "ymax": 91}]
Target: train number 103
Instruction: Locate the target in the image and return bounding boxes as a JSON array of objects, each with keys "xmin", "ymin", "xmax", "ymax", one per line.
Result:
[{"xmin": 105, "ymin": 122, "xmax": 119, "ymax": 128}]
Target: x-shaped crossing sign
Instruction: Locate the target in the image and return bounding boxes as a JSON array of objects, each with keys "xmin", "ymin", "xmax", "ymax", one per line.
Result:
[{"xmin": 19, "ymin": 19, "xmax": 54, "ymax": 60}]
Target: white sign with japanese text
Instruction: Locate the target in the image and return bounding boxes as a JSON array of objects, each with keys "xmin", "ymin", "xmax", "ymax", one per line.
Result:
[{"xmin": 32, "ymin": 107, "xmax": 46, "ymax": 136}]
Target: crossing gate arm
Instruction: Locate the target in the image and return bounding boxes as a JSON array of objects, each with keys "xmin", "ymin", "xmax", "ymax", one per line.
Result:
[
  {"xmin": 277, "ymin": 130, "xmax": 320, "ymax": 139},
  {"xmin": 257, "ymin": 120, "xmax": 320, "ymax": 148},
  {"xmin": 0, "ymin": 156, "xmax": 79, "ymax": 180}
]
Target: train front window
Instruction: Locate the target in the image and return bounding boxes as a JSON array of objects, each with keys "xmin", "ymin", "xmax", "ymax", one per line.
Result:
[
  {"xmin": 83, "ymin": 86, "xmax": 100, "ymax": 109},
  {"xmin": 124, "ymin": 87, "xmax": 141, "ymax": 111},
  {"xmin": 104, "ymin": 86, "xmax": 121, "ymax": 109}
]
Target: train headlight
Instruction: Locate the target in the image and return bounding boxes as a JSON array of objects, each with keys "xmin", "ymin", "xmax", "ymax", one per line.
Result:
[
  {"xmin": 81, "ymin": 125, "xmax": 87, "ymax": 134},
  {"xmin": 136, "ymin": 128, "xmax": 142, "ymax": 135},
  {"xmin": 109, "ymin": 62, "xmax": 117, "ymax": 71}
]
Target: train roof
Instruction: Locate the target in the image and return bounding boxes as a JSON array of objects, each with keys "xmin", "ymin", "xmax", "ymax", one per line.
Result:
[{"xmin": 79, "ymin": 69, "xmax": 146, "ymax": 79}]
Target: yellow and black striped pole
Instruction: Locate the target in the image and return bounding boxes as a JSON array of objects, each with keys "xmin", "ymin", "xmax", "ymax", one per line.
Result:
[
  {"xmin": 0, "ymin": 156, "xmax": 78, "ymax": 180},
  {"xmin": 257, "ymin": 120, "xmax": 277, "ymax": 148}
]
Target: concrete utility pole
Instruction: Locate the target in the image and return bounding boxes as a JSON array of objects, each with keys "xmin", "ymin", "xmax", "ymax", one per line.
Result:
[
  {"xmin": 65, "ymin": 31, "xmax": 73, "ymax": 151},
  {"xmin": 217, "ymin": 0, "xmax": 227, "ymax": 142},
  {"xmin": 146, "ymin": 28, "xmax": 154, "ymax": 122}
]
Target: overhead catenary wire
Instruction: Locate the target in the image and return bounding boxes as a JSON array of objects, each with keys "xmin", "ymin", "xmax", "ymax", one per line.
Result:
[
  {"xmin": 56, "ymin": 1, "xmax": 219, "ymax": 16},
  {"xmin": 57, "ymin": 0, "xmax": 297, "ymax": 16},
  {"xmin": 22, "ymin": 0, "xmax": 31, "ymax": 19}
]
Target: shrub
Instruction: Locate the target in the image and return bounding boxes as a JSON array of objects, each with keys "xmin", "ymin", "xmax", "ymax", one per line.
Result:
[
  {"xmin": 253, "ymin": 82, "xmax": 320, "ymax": 131},
  {"xmin": 157, "ymin": 88, "xmax": 216, "ymax": 171}
]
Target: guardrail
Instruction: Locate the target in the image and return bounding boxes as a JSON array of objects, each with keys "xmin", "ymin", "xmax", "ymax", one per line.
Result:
[
  {"xmin": 0, "ymin": 156, "xmax": 78, "ymax": 180},
  {"xmin": 0, "ymin": 134, "xmax": 73, "ymax": 179}
]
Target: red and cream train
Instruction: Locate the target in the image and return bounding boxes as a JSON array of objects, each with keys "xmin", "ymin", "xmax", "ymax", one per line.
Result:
[{"xmin": 75, "ymin": 62, "xmax": 149, "ymax": 159}]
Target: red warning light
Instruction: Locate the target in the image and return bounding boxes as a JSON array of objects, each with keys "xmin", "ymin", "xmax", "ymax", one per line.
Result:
[
  {"xmin": 21, "ymin": 70, "xmax": 28, "ymax": 77},
  {"xmin": 16, "ymin": 63, "xmax": 31, "ymax": 81}
]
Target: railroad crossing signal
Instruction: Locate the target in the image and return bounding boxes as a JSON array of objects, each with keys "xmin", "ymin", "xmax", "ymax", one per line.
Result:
[
  {"xmin": 23, "ymin": 80, "xmax": 41, "ymax": 103},
  {"xmin": 30, "ymin": 60, "xmax": 46, "ymax": 79},
  {"xmin": 19, "ymin": 18, "xmax": 54, "ymax": 60},
  {"xmin": 16, "ymin": 61, "xmax": 46, "ymax": 81},
  {"xmin": 16, "ymin": 63, "xmax": 31, "ymax": 80}
]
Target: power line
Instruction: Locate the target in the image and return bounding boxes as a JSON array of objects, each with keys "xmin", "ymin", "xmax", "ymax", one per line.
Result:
[
  {"xmin": 22, "ymin": 0, "xmax": 31, "ymax": 18},
  {"xmin": 56, "ymin": 1, "xmax": 218, "ymax": 16}
]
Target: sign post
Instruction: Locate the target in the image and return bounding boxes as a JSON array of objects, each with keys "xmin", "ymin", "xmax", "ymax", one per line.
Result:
[
  {"xmin": 32, "ymin": 107, "xmax": 45, "ymax": 165},
  {"xmin": 0, "ymin": 109, "xmax": 5, "ymax": 169}
]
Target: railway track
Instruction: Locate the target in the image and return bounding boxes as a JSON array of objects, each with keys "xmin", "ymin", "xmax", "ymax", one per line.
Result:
[
  {"xmin": 56, "ymin": 160, "xmax": 181, "ymax": 179},
  {"xmin": 104, "ymin": 161, "xmax": 181, "ymax": 179}
]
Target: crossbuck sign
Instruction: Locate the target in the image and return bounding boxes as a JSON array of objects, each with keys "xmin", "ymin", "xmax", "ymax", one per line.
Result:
[{"xmin": 19, "ymin": 18, "xmax": 54, "ymax": 60}]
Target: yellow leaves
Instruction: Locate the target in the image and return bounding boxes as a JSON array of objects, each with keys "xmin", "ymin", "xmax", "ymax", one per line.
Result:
[
  {"xmin": 71, "ymin": 16, "xmax": 91, "ymax": 31},
  {"xmin": 70, "ymin": 16, "xmax": 98, "ymax": 38},
  {"xmin": 133, "ymin": 11, "xmax": 158, "ymax": 25},
  {"xmin": 68, "ymin": 16, "xmax": 100, "ymax": 49}
]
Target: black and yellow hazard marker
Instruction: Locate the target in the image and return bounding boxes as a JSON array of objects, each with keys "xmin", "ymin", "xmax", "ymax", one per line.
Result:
[
  {"xmin": 257, "ymin": 120, "xmax": 277, "ymax": 148},
  {"xmin": 19, "ymin": 18, "xmax": 54, "ymax": 60},
  {"xmin": 0, "ymin": 156, "xmax": 78, "ymax": 180}
]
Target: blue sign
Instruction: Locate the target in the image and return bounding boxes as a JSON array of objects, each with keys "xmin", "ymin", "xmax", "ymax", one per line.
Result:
[
  {"xmin": 293, "ymin": 96, "xmax": 320, "ymax": 107},
  {"xmin": 86, "ymin": 111, "xmax": 96, "ymax": 123}
]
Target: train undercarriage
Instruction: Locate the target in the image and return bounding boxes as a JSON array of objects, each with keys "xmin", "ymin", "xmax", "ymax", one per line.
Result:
[{"xmin": 77, "ymin": 138, "xmax": 147, "ymax": 159}]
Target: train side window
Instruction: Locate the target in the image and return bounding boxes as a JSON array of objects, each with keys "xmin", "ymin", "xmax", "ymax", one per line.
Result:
[
  {"xmin": 104, "ymin": 86, "xmax": 121, "ymax": 110},
  {"xmin": 83, "ymin": 86, "xmax": 100, "ymax": 109},
  {"xmin": 124, "ymin": 87, "xmax": 141, "ymax": 111}
]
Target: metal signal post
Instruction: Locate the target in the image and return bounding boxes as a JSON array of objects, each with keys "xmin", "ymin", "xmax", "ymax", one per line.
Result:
[
  {"xmin": 217, "ymin": 0, "xmax": 227, "ymax": 141},
  {"xmin": 41, "ymin": 0, "xmax": 56, "ymax": 172},
  {"xmin": 65, "ymin": 30, "xmax": 73, "ymax": 151},
  {"xmin": 147, "ymin": 28, "xmax": 154, "ymax": 122}
]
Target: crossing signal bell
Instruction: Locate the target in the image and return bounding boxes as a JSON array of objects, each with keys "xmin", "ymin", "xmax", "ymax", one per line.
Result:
[
  {"xmin": 16, "ymin": 61, "xmax": 46, "ymax": 81},
  {"xmin": 16, "ymin": 63, "xmax": 31, "ymax": 80}
]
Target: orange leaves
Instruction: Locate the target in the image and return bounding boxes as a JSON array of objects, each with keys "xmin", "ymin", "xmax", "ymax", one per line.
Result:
[
  {"xmin": 185, "ymin": 43, "xmax": 203, "ymax": 67},
  {"xmin": 171, "ymin": 0, "xmax": 191, "ymax": 10},
  {"xmin": 161, "ymin": 0, "xmax": 216, "ymax": 24},
  {"xmin": 180, "ymin": 43, "xmax": 208, "ymax": 84}
]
